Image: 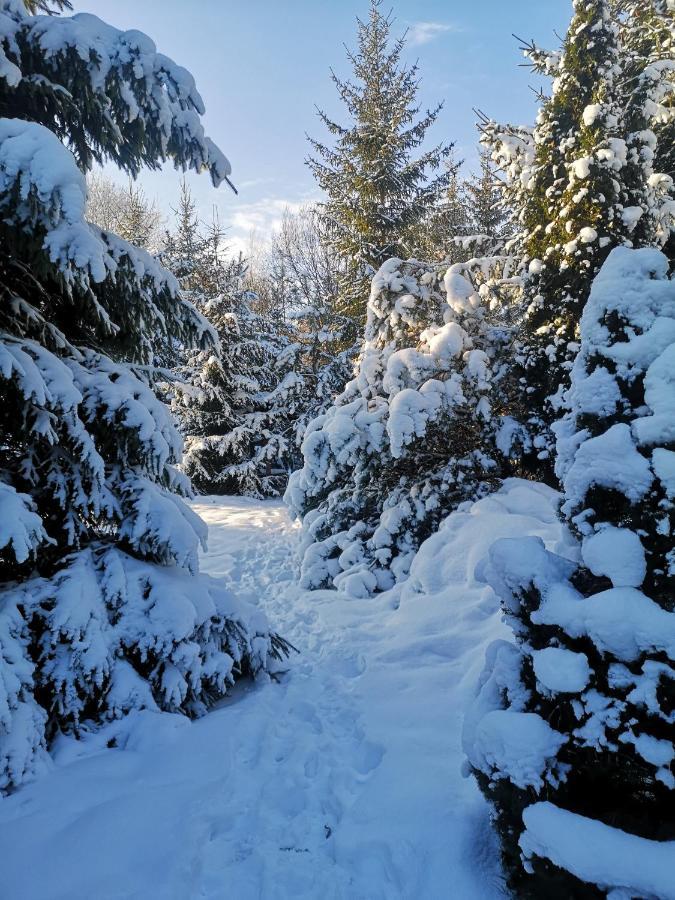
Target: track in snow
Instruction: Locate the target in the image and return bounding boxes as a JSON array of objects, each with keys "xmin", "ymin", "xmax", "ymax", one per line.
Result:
[
  {"xmin": 190, "ymin": 496, "xmax": 390, "ymax": 898},
  {"xmin": 190, "ymin": 496, "xmax": 507, "ymax": 899}
]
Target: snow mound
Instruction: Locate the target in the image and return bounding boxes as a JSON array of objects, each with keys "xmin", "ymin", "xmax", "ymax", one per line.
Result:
[
  {"xmin": 532, "ymin": 647, "xmax": 591, "ymax": 694},
  {"xmin": 581, "ymin": 527, "xmax": 646, "ymax": 587},
  {"xmin": 472, "ymin": 710, "xmax": 567, "ymax": 791}
]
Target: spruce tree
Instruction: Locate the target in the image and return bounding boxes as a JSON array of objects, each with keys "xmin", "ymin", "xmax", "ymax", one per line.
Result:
[
  {"xmin": 162, "ymin": 192, "xmax": 306, "ymax": 498},
  {"xmin": 117, "ymin": 179, "xmax": 162, "ymax": 251},
  {"xmin": 269, "ymin": 206, "xmax": 358, "ymax": 443},
  {"xmin": 465, "ymin": 149, "xmax": 509, "ymax": 250},
  {"xmin": 465, "ymin": 247, "xmax": 675, "ymax": 898},
  {"xmin": 176, "ymin": 255, "xmax": 305, "ymax": 498},
  {"xmin": 161, "ymin": 179, "xmax": 206, "ymax": 297},
  {"xmin": 285, "ymin": 256, "xmax": 511, "ymax": 596},
  {"xmin": 0, "ymin": 1, "xmax": 286, "ymax": 791},
  {"xmin": 307, "ymin": 0, "xmax": 456, "ymax": 325},
  {"xmin": 617, "ymin": 0, "xmax": 675, "ymax": 258},
  {"xmin": 480, "ymin": 0, "xmax": 674, "ymax": 476},
  {"xmin": 413, "ymin": 154, "xmax": 473, "ymax": 264},
  {"xmin": 86, "ymin": 174, "xmax": 163, "ymax": 252}
]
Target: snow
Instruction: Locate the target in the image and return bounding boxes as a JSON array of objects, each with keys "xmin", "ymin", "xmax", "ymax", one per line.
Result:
[
  {"xmin": 532, "ymin": 647, "xmax": 590, "ymax": 694},
  {"xmin": 581, "ymin": 527, "xmax": 646, "ymax": 588},
  {"xmin": 0, "ymin": 481, "xmax": 566, "ymax": 898},
  {"xmin": 476, "ymin": 533, "xmax": 577, "ymax": 620},
  {"xmin": 571, "ymin": 156, "xmax": 592, "ymax": 179},
  {"xmin": 611, "ymin": 659, "xmax": 675, "ymax": 726},
  {"xmin": 582, "ymin": 103, "xmax": 602, "ymax": 127},
  {"xmin": 0, "ymin": 595, "xmax": 49, "ymax": 792},
  {"xmin": 635, "ymin": 342, "xmax": 675, "ymax": 446},
  {"xmin": 0, "ymin": 3, "xmax": 230, "ymax": 185},
  {"xmin": 653, "ymin": 448, "xmax": 675, "ymax": 498},
  {"xmin": 563, "ymin": 422, "xmax": 653, "ymax": 513},
  {"xmin": 619, "ymin": 730, "xmax": 674, "ymax": 768},
  {"xmin": 520, "ymin": 802, "xmax": 675, "ymax": 899},
  {"xmin": 621, "ymin": 205, "xmax": 644, "ymax": 227},
  {"xmin": 533, "ymin": 583, "xmax": 675, "ymax": 663},
  {"xmin": 578, "ymin": 226, "xmax": 597, "ymax": 243},
  {"xmin": 0, "ymin": 481, "xmax": 50, "ymax": 564},
  {"xmin": 572, "ymin": 247, "xmax": 674, "ymax": 383},
  {"xmin": 0, "ymin": 117, "xmax": 109, "ymax": 283},
  {"xmin": 471, "ymin": 710, "xmax": 566, "ymax": 790}
]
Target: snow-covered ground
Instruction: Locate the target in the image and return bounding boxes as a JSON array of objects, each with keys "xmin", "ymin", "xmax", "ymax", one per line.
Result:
[{"xmin": 0, "ymin": 482, "xmax": 566, "ymax": 899}]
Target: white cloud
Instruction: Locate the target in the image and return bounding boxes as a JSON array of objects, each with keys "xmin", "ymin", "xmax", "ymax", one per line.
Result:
[
  {"xmin": 228, "ymin": 196, "xmax": 305, "ymax": 236},
  {"xmin": 220, "ymin": 194, "xmax": 318, "ymax": 256},
  {"xmin": 407, "ymin": 21, "xmax": 457, "ymax": 46},
  {"xmin": 237, "ymin": 176, "xmax": 278, "ymax": 190}
]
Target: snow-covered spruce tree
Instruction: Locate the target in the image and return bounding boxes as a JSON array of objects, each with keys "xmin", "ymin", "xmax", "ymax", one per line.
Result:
[
  {"xmin": 464, "ymin": 149, "xmax": 510, "ymax": 250},
  {"xmin": 163, "ymin": 197, "xmax": 306, "ymax": 498},
  {"xmin": 412, "ymin": 153, "xmax": 474, "ymax": 266},
  {"xmin": 464, "ymin": 247, "xmax": 675, "ymax": 898},
  {"xmin": 479, "ymin": 0, "xmax": 674, "ymax": 476},
  {"xmin": 176, "ymin": 256, "xmax": 305, "ymax": 498},
  {"xmin": 307, "ymin": 0, "xmax": 456, "ymax": 325},
  {"xmin": 617, "ymin": 0, "xmax": 675, "ymax": 258},
  {"xmin": 161, "ymin": 179, "xmax": 206, "ymax": 299},
  {"xmin": 0, "ymin": 1, "xmax": 286, "ymax": 792},
  {"xmin": 285, "ymin": 258, "xmax": 512, "ymax": 597}
]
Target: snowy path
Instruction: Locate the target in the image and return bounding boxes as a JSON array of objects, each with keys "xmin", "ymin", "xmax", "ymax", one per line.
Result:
[
  {"xmin": 0, "ymin": 487, "xmax": 565, "ymax": 899},
  {"xmin": 185, "ymin": 500, "xmax": 508, "ymax": 900}
]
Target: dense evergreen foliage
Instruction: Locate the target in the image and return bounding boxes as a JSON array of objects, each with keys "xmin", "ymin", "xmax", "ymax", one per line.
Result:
[
  {"xmin": 461, "ymin": 2, "xmax": 675, "ymax": 895},
  {"xmin": 307, "ymin": 0, "xmax": 456, "ymax": 324},
  {"xmin": 0, "ymin": 0, "xmax": 285, "ymax": 792},
  {"xmin": 479, "ymin": 0, "xmax": 674, "ymax": 477},
  {"xmin": 163, "ymin": 186, "xmax": 305, "ymax": 497},
  {"xmin": 2, "ymin": 2, "xmax": 674, "ymax": 894},
  {"xmin": 467, "ymin": 248, "xmax": 675, "ymax": 897}
]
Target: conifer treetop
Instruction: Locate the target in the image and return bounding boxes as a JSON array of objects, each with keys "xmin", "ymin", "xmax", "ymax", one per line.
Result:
[{"xmin": 307, "ymin": 0, "xmax": 456, "ymax": 321}]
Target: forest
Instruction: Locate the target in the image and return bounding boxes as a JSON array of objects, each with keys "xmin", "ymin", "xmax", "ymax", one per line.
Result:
[{"xmin": 0, "ymin": 0, "xmax": 673, "ymax": 897}]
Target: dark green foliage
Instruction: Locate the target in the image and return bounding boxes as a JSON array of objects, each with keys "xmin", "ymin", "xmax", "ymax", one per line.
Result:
[
  {"xmin": 307, "ymin": 0, "xmax": 456, "ymax": 324},
  {"xmin": 479, "ymin": 0, "xmax": 674, "ymax": 480},
  {"xmin": 163, "ymin": 193, "xmax": 305, "ymax": 497},
  {"xmin": 0, "ymin": 2, "xmax": 282, "ymax": 792},
  {"xmin": 469, "ymin": 248, "xmax": 675, "ymax": 895}
]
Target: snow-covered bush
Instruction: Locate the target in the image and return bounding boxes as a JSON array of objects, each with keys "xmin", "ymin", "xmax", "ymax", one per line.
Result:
[
  {"xmin": 0, "ymin": 1, "xmax": 286, "ymax": 792},
  {"xmin": 465, "ymin": 247, "xmax": 675, "ymax": 897},
  {"xmin": 286, "ymin": 256, "xmax": 513, "ymax": 596}
]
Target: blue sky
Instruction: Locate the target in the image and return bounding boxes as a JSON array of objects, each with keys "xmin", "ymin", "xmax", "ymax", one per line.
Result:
[{"xmin": 73, "ymin": 0, "xmax": 572, "ymax": 253}]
